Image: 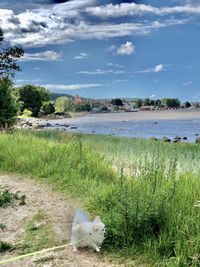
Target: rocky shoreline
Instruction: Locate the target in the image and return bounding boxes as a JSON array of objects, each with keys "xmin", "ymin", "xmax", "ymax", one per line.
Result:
[{"xmin": 16, "ymin": 118, "xmax": 200, "ymax": 144}]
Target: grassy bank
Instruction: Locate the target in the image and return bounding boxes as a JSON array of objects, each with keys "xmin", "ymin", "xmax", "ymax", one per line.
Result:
[{"xmin": 0, "ymin": 130, "xmax": 200, "ymax": 266}]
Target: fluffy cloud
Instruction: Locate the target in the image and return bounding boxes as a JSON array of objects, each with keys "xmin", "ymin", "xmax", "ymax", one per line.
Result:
[
  {"xmin": 117, "ymin": 41, "xmax": 135, "ymax": 55},
  {"xmin": 154, "ymin": 64, "xmax": 164, "ymax": 72},
  {"xmin": 20, "ymin": 50, "xmax": 62, "ymax": 61},
  {"xmin": 86, "ymin": 2, "xmax": 200, "ymax": 18},
  {"xmin": 0, "ymin": 1, "xmax": 189, "ymax": 48}
]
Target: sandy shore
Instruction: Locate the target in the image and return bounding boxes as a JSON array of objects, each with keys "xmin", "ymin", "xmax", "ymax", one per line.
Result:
[{"xmin": 83, "ymin": 109, "xmax": 200, "ymax": 122}]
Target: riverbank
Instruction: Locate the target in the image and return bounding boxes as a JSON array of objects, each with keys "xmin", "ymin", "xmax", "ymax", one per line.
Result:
[
  {"xmin": 17, "ymin": 109, "xmax": 200, "ymax": 143},
  {"xmin": 0, "ymin": 130, "xmax": 200, "ymax": 266}
]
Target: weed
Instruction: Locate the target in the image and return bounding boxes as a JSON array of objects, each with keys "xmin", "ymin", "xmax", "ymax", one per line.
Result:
[
  {"xmin": 0, "ymin": 223, "xmax": 6, "ymax": 230},
  {"xmin": 0, "ymin": 189, "xmax": 26, "ymax": 207},
  {"xmin": 0, "ymin": 240, "xmax": 12, "ymax": 252}
]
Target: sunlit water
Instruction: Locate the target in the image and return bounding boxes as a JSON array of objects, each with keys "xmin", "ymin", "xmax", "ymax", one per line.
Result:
[{"xmin": 41, "ymin": 111, "xmax": 200, "ymax": 142}]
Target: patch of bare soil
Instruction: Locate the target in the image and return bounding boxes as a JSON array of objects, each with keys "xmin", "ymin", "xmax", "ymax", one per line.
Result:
[{"xmin": 0, "ymin": 175, "xmax": 121, "ymax": 267}]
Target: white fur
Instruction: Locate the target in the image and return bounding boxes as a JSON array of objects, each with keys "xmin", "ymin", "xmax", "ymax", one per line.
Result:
[{"xmin": 71, "ymin": 209, "xmax": 105, "ymax": 252}]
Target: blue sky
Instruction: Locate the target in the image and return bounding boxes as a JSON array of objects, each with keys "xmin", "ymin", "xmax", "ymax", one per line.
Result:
[{"xmin": 0, "ymin": 0, "xmax": 199, "ymax": 100}]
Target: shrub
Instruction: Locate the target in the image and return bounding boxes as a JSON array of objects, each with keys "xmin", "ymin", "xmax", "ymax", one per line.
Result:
[
  {"xmin": 21, "ymin": 109, "xmax": 33, "ymax": 118},
  {"xmin": 0, "ymin": 78, "xmax": 18, "ymax": 129},
  {"xmin": 41, "ymin": 101, "xmax": 55, "ymax": 115},
  {"xmin": 0, "ymin": 240, "xmax": 12, "ymax": 252},
  {"xmin": 55, "ymin": 96, "xmax": 74, "ymax": 112}
]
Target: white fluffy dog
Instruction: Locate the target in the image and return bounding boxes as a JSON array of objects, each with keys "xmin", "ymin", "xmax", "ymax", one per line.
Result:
[{"xmin": 71, "ymin": 208, "xmax": 105, "ymax": 252}]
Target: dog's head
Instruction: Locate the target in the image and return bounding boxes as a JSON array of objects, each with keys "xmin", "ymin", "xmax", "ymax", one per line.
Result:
[{"xmin": 93, "ymin": 216, "xmax": 105, "ymax": 234}]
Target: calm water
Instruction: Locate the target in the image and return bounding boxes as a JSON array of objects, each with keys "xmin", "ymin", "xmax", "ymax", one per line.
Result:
[{"xmin": 42, "ymin": 111, "xmax": 200, "ymax": 142}]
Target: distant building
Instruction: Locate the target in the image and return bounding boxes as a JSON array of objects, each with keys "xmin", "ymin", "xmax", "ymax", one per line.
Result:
[
  {"xmin": 140, "ymin": 106, "xmax": 155, "ymax": 111},
  {"xmin": 75, "ymin": 94, "xmax": 82, "ymax": 104}
]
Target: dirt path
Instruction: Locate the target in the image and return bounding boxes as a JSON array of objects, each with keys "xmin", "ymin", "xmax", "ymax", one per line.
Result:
[{"xmin": 0, "ymin": 175, "xmax": 121, "ymax": 267}]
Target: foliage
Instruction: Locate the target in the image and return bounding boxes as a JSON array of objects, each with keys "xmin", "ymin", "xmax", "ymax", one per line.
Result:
[
  {"xmin": 21, "ymin": 108, "xmax": 33, "ymax": 118},
  {"xmin": 143, "ymin": 98, "xmax": 151, "ymax": 106},
  {"xmin": 111, "ymin": 98, "xmax": 123, "ymax": 106},
  {"xmin": 0, "ymin": 223, "xmax": 6, "ymax": 230},
  {"xmin": 16, "ymin": 85, "xmax": 51, "ymax": 117},
  {"xmin": 74, "ymin": 103, "xmax": 92, "ymax": 112},
  {"xmin": 41, "ymin": 101, "xmax": 55, "ymax": 115},
  {"xmin": 161, "ymin": 98, "xmax": 181, "ymax": 108},
  {"xmin": 0, "ymin": 188, "xmax": 26, "ymax": 207},
  {"xmin": 182, "ymin": 101, "xmax": 191, "ymax": 108},
  {"xmin": 134, "ymin": 98, "xmax": 143, "ymax": 108},
  {"xmin": 55, "ymin": 96, "xmax": 74, "ymax": 112},
  {"xmin": 0, "ymin": 78, "xmax": 18, "ymax": 129},
  {"xmin": 0, "ymin": 240, "xmax": 12, "ymax": 252},
  {"xmin": 0, "ymin": 28, "xmax": 24, "ymax": 78}
]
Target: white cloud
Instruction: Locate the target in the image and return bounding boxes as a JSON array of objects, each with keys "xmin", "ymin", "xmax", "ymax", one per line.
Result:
[
  {"xmin": 150, "ymin": 94, "xmax": 156, "ymax": 99},
  {"xmin": 105, "ymin": 45, "xmax": 116, "ymax": 52},
  {"xmin": 78, "ymin": 69, "xmax": 124, "ymax": 75},
  {"xmin": 154, "ymin": 64, "xmax": 164, "ymax": 72},
  {"xmin": 86, "ymin": 2, "xmax": 200, "ymax": 18},
  {"xmin": 74, "ymin": 52, "xmax": 88, "ymax": 59},
  {"xmin": 107, "ymin": 62, "xmax": 124, "ymax": 68},
  {"xmin": 117, "ymin": 41, "xmax": 135, "ymax": 55},
  {"xmin": 15, "ymin": 79, "xmax": 30, "ymax": 83},
  {"xmin": 134, "ymin": 64, "xmax": 165, "ymax": 74},
  {"xmin": 42, "ymin": 83, "xmax": 102, "ymax": 90},
  {"xmin": 20, "ymin": 50, "xmax": 62, "ymax": 61},
  {"xmin": 0, "ymin": 4, "xmax": 189, "ymax": 47}
]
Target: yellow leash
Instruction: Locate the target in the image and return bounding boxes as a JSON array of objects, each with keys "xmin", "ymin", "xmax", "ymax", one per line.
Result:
[{"xmin": 0, "ymin": 236, "xmax": 89, "ymax": 265}]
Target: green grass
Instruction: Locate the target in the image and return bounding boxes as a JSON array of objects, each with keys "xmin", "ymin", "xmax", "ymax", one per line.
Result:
[{"xmin": 0, "ymin": 130, "xmax": 200, "ymax": 266}]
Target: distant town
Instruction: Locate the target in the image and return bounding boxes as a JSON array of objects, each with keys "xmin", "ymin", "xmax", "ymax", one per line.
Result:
[{"xmin": 13, "ymin": 85, "xmax": 200, "ymax": 118}]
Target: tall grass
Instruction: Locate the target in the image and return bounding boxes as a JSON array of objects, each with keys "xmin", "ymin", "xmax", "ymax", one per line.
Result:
[{"xmin": 0, "ymin": 130, "xmax": 200, "ymax": 266}]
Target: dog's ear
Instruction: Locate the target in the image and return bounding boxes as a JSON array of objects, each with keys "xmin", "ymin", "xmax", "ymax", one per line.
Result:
[
  {"xmin": 93, "ymin": 216, "xmax": 101, "ymax": 223},
  {"xmin": 93, "ymin": 216, "xmax": 101, "ymax": 231}
]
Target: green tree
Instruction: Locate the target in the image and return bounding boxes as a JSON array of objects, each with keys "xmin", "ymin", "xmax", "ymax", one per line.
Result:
[
  {"xmin": 143, "ymin": 98, "xmax": 150, "ymax": 106},
  {"xmin": 0, "ymin": 78, "xmax": 18, "ymax": 128},
  {"xmin": 134, "ymin": 99, "xmax": 143, "ymax": 108},
  {"xmin": 155, "ymin": 99, "xmax": 162, "ymax": 107},
  {"xmin": 0, "ymin": 29, "xmax": 24, "ymax": 78},
  {"xmin": 74, "ymin": 103, "xmax": 92, "ymax": 112},
  {"xmin": 162, "ymin": 98, "xmax": 181, "ymax": 108},
  {"xmin": 111, "ymin": 98, "xmax": 123, "ymax": 106},
  {"xmin": 55, "ymin": 96, "xmax": 74, "ymax": 112},
  {"xmin": 41, "ymin": 101, "xmax": 55, "ymax": 115},
  {"xmin": 182, "ymin": 101, "xmax": 191, "ymax": 108},
  {"xmin": 16, "ymin": 85, "xmax": 51, "ymax": 117}
]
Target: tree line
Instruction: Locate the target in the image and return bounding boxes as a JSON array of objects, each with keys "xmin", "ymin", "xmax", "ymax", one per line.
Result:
[{"xmin": 111, "ymin": 97, "xmax": 193, "ymax": 109}]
